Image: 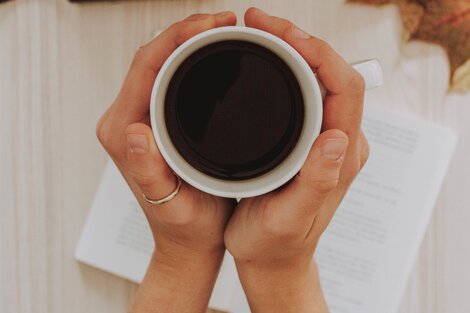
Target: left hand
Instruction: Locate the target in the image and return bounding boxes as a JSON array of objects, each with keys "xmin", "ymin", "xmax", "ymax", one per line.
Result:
[
  {"xmin": 97, "ymin": 12, "xmax": 238, "ymax": 261},
  {"xmin": 96, "ymin": 11, "xmax": 238, "ymax": 313}
]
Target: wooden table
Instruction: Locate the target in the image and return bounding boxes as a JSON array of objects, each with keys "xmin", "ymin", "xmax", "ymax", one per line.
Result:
[{"xmin": 1, "ymin": 0, "xmax": 469, "ymax": 312}]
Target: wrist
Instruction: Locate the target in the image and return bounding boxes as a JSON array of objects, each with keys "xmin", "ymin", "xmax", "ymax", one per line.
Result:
[
  {"xmin": 152, "ymin": 246, "xmax": 225, "ymax": 274},
  {"xmin": 153, "ymin": 233, "xmax": 226, "ymax": 265},
  {"xmin": 130, "ymin": 249, "xmax": 225, "ymax": 313},
  {"xmin": 235, "ymin": 256, "xmax": 312, "ymax": 293},
  {"xmin": 235, "ymin": 258, "xmax": 328, "ymax": 313}
]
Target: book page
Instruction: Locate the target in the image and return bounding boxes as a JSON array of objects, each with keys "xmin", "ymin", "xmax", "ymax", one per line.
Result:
[
  {"xmin": 75, "ymin": 162, "xmax": 153, "ymax": 282},
  {"xmin": 318, "ymin": 105, "xmax": 456, "ymax": 313},
  {"xmin": 225, "ymin": 104, "xmax": 457, "ymax": 313}
]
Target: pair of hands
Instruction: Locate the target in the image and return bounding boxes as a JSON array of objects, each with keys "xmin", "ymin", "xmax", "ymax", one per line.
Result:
[{"xmin": 97, "ymin": 7, "xmax": 368, "ymax": 313}]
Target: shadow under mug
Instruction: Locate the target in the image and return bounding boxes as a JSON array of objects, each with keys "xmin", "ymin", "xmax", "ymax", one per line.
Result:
[{"xmin": 150, "ymin": 26, "xmax": 383, "ymax": 198}]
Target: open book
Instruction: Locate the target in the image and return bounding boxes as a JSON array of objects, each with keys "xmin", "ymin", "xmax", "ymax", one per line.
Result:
[{"xmin": 75, "ymin": 104, "xmax": 457, "ymax": 313}]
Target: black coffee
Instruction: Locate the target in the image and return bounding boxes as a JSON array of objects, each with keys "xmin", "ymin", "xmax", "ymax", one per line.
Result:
[{"xmin": 165, "ymin": 40, "xmax": 304, "ymax": 180}]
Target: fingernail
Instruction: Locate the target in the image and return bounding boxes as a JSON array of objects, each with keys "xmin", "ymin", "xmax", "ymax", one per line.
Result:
[
  {"xmin": 127, "ymin": 134, "xmax": 149, "ymax": 154},
  {"xmin": 292, "ymin": 26, "xmax": 310, "ymax": 39},
  {"xmin": 256, "ymin": 8, "xmax": 268, "ymax": 16},
  {"xmin": 321, "ymin": 138, "xmax": 348, "ymax": 160}
]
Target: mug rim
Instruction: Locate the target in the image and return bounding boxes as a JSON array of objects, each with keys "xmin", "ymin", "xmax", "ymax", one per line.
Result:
[{"xmin": 150, "ymin": 26, "xmax": 323, "ymax": 198}]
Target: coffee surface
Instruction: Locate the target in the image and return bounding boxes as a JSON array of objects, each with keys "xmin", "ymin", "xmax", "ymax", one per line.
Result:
[{"xmin": 165, "ymin": 40, "xmax": 304, "ymax": 180}]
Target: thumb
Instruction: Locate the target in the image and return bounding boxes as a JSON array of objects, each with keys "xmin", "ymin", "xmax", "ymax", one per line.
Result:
[
  {"xmin": 273, "ymin": 129, "xmax": 348, "ymax": 214},
  {"xmin": 125, "ymin": 123, "xmax": 180, "ymax": 204}
]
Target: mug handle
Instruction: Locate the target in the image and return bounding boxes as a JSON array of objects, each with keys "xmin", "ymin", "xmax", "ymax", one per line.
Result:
[{"xmin": 318, "ymin": 59, "xmax": 383, "ymax": 99}]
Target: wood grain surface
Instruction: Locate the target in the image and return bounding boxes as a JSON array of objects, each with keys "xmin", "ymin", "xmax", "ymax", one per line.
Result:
[{"xmin": 1, "ymin": 0, "xmax": 469, "ymax": 312}]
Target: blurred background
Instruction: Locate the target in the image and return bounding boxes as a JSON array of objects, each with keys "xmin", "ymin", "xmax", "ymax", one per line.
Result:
[{"xmin": 0, "ymin": 0, "xmax": 469, "ymax": 312}]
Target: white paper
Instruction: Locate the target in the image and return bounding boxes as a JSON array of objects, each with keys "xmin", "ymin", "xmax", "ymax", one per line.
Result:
[
  {"xmin": 75, "ymin": 162, "xmax": 153, "ymax": 283},
  {"xmin": 75, "ymin": 104, "xmax": 456, "ymax": 313}
]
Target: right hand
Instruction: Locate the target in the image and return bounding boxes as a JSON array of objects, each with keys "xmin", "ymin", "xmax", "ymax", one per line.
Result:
[{"xmin": 224, "ymin": 8, "xmax": 370, "ymax": 312}]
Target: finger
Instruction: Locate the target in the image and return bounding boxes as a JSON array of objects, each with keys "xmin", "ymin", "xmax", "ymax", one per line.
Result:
[
  {"xmin": 115, "ymin": 11, "xmax": 237, "ymax": 123},
  {"xmin": 244, "ymin": 8, "xmax": 365, "ymax": 143},
  {"xmin": 268, "ymin": 129, "xmax": 349, "ymax": 225},
  {"xmin": 303, "ymin": 130, "xmax": 368, "ymax": 240},
  {"xmin": 244, "ymin": 7, "xmax": 363, "ymax": 96},
  {"xmin": 125, "ymin": 123, "xmax": 196, "ymax": 224}
]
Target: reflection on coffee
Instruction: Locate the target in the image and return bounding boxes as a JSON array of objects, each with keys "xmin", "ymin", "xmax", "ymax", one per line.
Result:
[{"xmin": 165, "ymin": 40, "xmax": 304, "ymax": 180}]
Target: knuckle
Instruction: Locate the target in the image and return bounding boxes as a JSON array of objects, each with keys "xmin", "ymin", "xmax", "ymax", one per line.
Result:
[
  {"xmin": 206, "ymin": 15, "xmax": 217, "ymax": 28},
  {"xmin": 96, "ymin": 116, "xmax": 106, "ymax": 144},
  {"xmin": 351, "ymin": 159, "xmax": 362, "ymax": 176},
  {"xmin": 342, "ymin": 159, "xmax": 362, "ymax": 186},
  {"xmin": 95, "ymin": 107, "xmax": 124, "ymax": 157},
  {"xmin": 298, "ymin": 167, "xmax": 340, "ymax": 196},
  {"xmin": 168, "ymin": 20, "xmax": 182, "ymax": 32},
  {"xmin": 359, "ymin": 136, "xmax": 370, "ymax": 169},
  {"xmin": 132, "ymin": 46, "xmax": 147, "ymax": 66},
  {"xmin": 185, "ymin": 13, "xmax": 207, "ymax": 21},
  {"xmin": 347, "ymin": 70, "xmax": 366, "ymax": 93},
  {"xmin": 131, "ymin": 172, "xmax": 158, "ymax": 188},
  {"xmin": 310, "ymin": 177, "xmax": 340, "ymax": 195},
  {"xmin": 360, "ymin": 150, "xmax": 370, "ymax": 169},
  {"xmin": 171, "ymin": 16, "xmax": 216, "ymax": 45},
  {"xmin": 96, "ymin": 111, "xmax": 113, "ymax": 149},
  {"xmin": 260, "ymin": 199, "xmax": 300, "ymax": 239},
  {"xmin": 281, "ymin": 21, "xmax": 295, "ymax": 39},
  {"xmin": 171, "ymin": 21, "xmax": 191, "ymax": 45},
  {"xmin": 158, "ymin": 205, "xmax": 196, "ymax": 227},
  {"xmin": 261, "ymin": 215, "xmax": 298, "ymax": 239},
  {"xmin": 201, "ymin": 14, "xmax": 217, "ymax": 28},
  {"xmin": 315, "ymin": 39, "xmax": 333, "ymax": 54},
  {"xmin": 129, "ymin": 160, "xmax": 171, "ymax": 188}
]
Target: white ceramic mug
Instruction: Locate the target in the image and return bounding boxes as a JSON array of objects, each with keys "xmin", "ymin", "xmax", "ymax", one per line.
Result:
[{"xmin": 150, "ymin": 26, "xmax": 382, "ymax": 198}]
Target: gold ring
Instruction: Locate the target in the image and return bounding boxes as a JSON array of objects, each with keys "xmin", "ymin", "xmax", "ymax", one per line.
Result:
[{"xmin": 143, "ymin": 174, "xmax": 182, "ymax": 205}]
